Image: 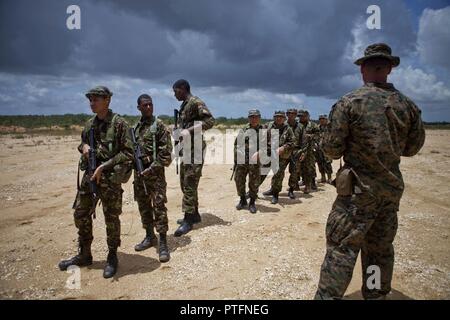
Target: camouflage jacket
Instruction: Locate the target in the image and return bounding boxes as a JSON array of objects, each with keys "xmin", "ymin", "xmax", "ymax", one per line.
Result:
[
  {"xmin": 134, "ymin": 115, "xmax": 173, "ymax": 169},
  {"xmin": 323, "ymin": 82, "xmax": 425, "ymax": 197},
  {"xmin": 286, "ymin": 119, "xmax": 300, "ymax": 132},
  {"xmin": 265, "ymin": 121, "xmax": 295, "ymax": 159},
  {"xmin": 177, "ymin": 95, "xmax": 215, "ymax": 132},
  {"xmin": 301, "ymin": 120, "xmax": 320, "ymax": 146},
  {"xmin": 234, "ymin": 123, "xmax": 267, "ymax": 164},
  {"xmin": 78, "ymin": 110, "xmax": 133, "ymax": 172},
  {"xmin": 291, "ymin": 120, "xmax": 319, "ymax": 159}
]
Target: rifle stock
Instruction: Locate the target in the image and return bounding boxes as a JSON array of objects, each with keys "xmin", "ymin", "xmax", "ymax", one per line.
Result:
[
  {"xmin": 129, "ymin": 127, "xmax": 148, "ymax": 195},
  {"xmin": 87, "ymin": 128, "xmax": 99, "ymax": 218},
  {"xmin": 174, "ymin": 109, "xmax": 179, "ymax": 175}
]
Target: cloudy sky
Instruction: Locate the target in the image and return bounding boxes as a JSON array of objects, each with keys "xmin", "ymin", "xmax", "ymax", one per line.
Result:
[{"xmin": 1, "ymin": 0, "xmax": 449, "ymax": 121}]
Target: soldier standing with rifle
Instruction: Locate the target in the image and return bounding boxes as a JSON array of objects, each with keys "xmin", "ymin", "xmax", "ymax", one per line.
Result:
[
  {"xmin": 286, "ymin": 108, "xmax": 301, "ymax": 199},
  {"xmin": 234, "ymin": 109, "xmax": 266, "ymax": 214},
  {"xmin": 172, "ymin": 79, "xmax": 215, "ymax": 237},
  {"xmin": 131, "ymin": 94, "xmax": 173, "ymax": 263},
  {"xmin": 260, "ymin": 110, "xmax": 295, "ymax": 204},
  {"xmin": 316, "ymin": 114, "xmax": 333, "ymax": 183},
  {"xmin": 298, "ymin": 109, "xmax": 320, "ymax": 194},
  {"xmin": 59, "ymin": 86, "xmax": 133, "ymax": 279}
]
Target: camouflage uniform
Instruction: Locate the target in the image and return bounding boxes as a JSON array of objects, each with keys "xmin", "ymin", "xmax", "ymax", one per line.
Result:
[
  {"xmin": 74, "ymin": 109, "xmax": 133, "ymax": 250},
  {"xmin": 176, "ymin": 95, "xmax": 215, "ymax": 217},
  {"xmin": 133, "ymin": 116, "xmax": 173, "ymax": 234},
  {"xmin": 288, "ymin": 117, "xmax": 307, "ymax": 189},
  {"xmin": 315, "ymin": 43, "xmax": 425, "ymax": 300},
  {"xmin": 316, "ymin": 115, "xmax": 333, "ymax": 178},
  {"xmin": 234, "ymin": 112, "xmax": 267, "ymax": 200},
  {"xmin": 299, "ymin": 115, "xmax": 320, "ymax": 189},
  {"xmin": 259, "ymin": 111, "xmax": 295, "ymax": 194},
  {"xmin": 286, "ymin": 109, "xmax": 302, "ymax": 190}
]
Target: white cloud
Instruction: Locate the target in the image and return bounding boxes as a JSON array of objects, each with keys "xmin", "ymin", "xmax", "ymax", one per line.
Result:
[
  {"xmin": 418, "ymin": 6, "xmax": 450, "ymax": 71},
  {"xmin": 274, "ymin": 94, "xmax": 304, "ymax": 105},
  {"xmin": 391, "ymin": 66, "xmax": 450, "ymax": 103}
]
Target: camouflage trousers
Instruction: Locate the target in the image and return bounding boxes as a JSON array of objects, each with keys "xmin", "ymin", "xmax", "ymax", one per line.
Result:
[
  {"xmin": 315, "ymin": 192, "xmax": 399, "ymax": 300},
  {"xmin": 288, "ymin": 152, "xmax": 303, "ymax": 188},
  {"xmin": 286, "ymin": 151, "xmax": 315, "ymax": 187},
  {"xmin": 180, "ymin": 162, "xmax": 203, "ymax": 216},
  {"xmin": 234, "ymin": 164, "xmax": 260, "ymax": 199},
  {"xmin": 301, "ymin": 151, "xmax": 316, "ymax": 186},
  {"xmin": 316, "ymin": 149, "xmax": 333, "ymax": 175},
  {"xmin": 73, "ymin": 172, "xmax": 123, "ymax": 250},
  {"xmin": 259, "ymin": 158, "xmax": 297, "ymax": 193},
  {"xmin": 134, "ymin": 167, "xmax": 169, "ymax": 234}
]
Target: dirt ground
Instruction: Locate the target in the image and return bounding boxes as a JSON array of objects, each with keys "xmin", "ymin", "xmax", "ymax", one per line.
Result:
[{"xmin": 0, "ymin": 130, "xmax": 449, "ymax": 300}]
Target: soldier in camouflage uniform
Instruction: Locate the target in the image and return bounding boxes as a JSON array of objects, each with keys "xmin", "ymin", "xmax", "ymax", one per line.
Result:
[
  {"xmin": 286, "ymin": 108, "xmax": 301, "ymax": 198},
  {"xmin": 172, "ymin": 79, "xmax": 215, "ymax": 237},
  {"xmin": 132, "ymin": 94, "xmax": 173, "ymax": 263},
  {"xmin": 234, "ymin": 109, "xmax": 266, "ymax": 214},
  {"xmin": 316, "ymin": 114, "xmax": 333, "ymax": 183},
  {"xmin": 59, "ymin": 86, "xmax": 134, "ymax": 279},
  {"xmin": 315, "ymin": 43, "xmax": 425, "ymax": 300},
  {"xmin": 260, "ymin": 110, "xmax": 295, "ymax": 204},
  {"xmin": 298, "ymin": 109, "xmax": 320, "ymax": 194}
]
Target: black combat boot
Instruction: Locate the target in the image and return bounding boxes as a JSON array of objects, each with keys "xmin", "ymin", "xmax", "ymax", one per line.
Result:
[
  {"xmin": 158, "ymin": 233, "xmax": 170, "ymax": 263},
  {"xmin": 58, "ymin": 242, "xmax": 93, "ymax": 271},
  {"xmin": 236, "ymin": 196, "xmax": 248, "ymax": 210},
  {"xmin": 312, "ymin": 179, "xmax": 318, "ymax": 190},
  {"xmin": 327, "ymin": 173, "xmax": 332, "ymax": 184},
  {"xmin": 303, "ymin": 183, "xmax": 311, "ymax": 194},
  {"xmin": 262, "ymin": 188, "xmax": 274, "ymax": 196},
  {"xmin": 288, "ymin": 187, "xmax": 295, "ymax": 199},
  {"xmin": 103, "ymin": 249, "xmax": 118, "ymax": 279},
  {"xmin": 248, "ymin": 198, "xmax": 257, "ymax": 214},
  {"xmin": 320, "ymin": 173, "xmax": 326, "ymax": 183},
  {"xmin": 134, "ymin": 227, "xmax": 158, "ymax": 252},
  {"xmin": 174, "ymin": 213, "xmax": 193, "ymax": 237},
  {"xmin": 177, "ymin": 207, "xmax": 202, "ymax": 225},
  {"xmin": 271, "ymin": 193, "xmax": 279, "ymax": 204}
]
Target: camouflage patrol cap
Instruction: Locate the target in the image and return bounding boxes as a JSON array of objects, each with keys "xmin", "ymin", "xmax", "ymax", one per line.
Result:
[
  {"xmin": 298, "ymin": 109, "xmax": 309, "ymax": 116},
  {"xmin": 319, "ymin": 114, "xmax": 328, "ymax": 120},
  {"xmin": 248, "ymin": 109, "xmax": 261, "ymax": 117},
  {"xmin": 286, "ymin": 108, "xmax": 298, "ymax": 114},
  {"xmin": 354, "ymin": 43, "xmax": 400, "ymax": 67},
  {"xmin": 273, "ymin": 110, "xmax": 286, "ymax": 117},
  {"xmin": 85, "ymin": 86, "xmax": 113, "ymax": 98}
]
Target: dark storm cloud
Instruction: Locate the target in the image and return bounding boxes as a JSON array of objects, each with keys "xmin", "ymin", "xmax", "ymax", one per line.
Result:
[{"xmin": 0, "ymin": 0, "xmax": 417, "ymax": 97}]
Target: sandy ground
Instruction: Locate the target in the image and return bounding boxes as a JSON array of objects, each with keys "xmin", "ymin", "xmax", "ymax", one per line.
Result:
[{"xmin": 0, "ymin": 130, "xmax": 449, "ymax": 300}]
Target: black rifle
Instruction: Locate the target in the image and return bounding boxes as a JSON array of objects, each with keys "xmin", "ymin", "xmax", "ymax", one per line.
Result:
[
  {"xmin": 129, "ymin": 128, "xmax": 148, "ymax": 195},
  {"xmin": 87, "ymin": 127, "xmax": 100, "ymax": 218},
  {"xmin": 174, "ymin": 109, "xmax": 180, "ymax": 175},
  {"xmin": 230, "ymin": 163, "xmax": 237, "ymax": 181}
]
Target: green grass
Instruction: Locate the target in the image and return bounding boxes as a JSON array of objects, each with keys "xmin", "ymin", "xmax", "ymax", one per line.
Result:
[{"xmin": 0, "ymin": 114, "xmax": 448, "ymax": 132}]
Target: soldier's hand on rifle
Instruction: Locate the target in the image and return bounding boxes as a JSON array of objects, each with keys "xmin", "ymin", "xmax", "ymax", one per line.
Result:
[
  {"xmin": 276, "ymin": 146, "xmax": 285, "ymax": 156},
  {"xmin": 91, "ymin": 164, "xmax": 104, "ymax": 184},
  {"xmin": 299, "ymin": 153, "xmax": 306, "ymax": 162},
  {"xmin": 141, "ymin": 167, "xmax": 153, "ymax": 177},
  {"xmin": 82, "ymin": 144, "xmax": 91, "ymax": 159}
]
